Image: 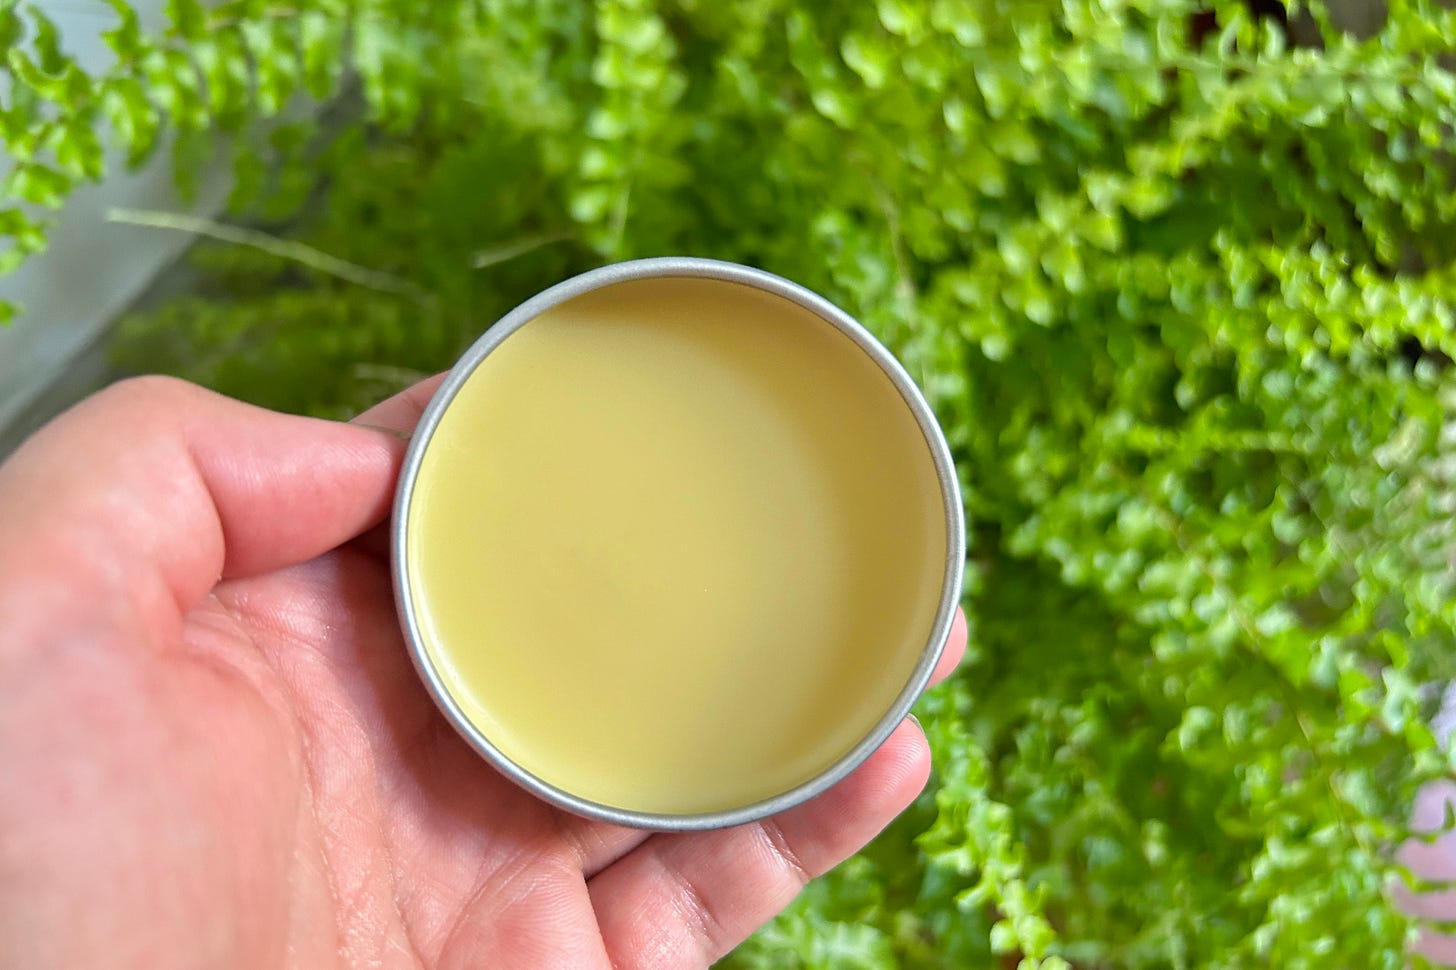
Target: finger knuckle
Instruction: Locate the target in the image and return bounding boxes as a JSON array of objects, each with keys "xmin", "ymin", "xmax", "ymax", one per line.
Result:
[
  {"xmin": 759, "ymin": 818, "xmax": 813, "ymax": 888},
  {"xmin": 100, "ymin": 374, "xmax": 202, "ymax": 412}
]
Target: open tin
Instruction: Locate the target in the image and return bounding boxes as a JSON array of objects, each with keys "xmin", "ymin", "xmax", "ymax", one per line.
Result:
[{"xmin": 392, "ymin": 257, "xmax": 964, "ymax": 831}]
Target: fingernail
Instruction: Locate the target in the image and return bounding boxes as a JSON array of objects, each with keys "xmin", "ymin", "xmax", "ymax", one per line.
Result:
[
  {"xmin": 906, "ymin": 713, "xmax": 922, "ymax": 731},
  {"xmin": 354, "ymin": 422, "xmax": 412, "ymax": 441}
]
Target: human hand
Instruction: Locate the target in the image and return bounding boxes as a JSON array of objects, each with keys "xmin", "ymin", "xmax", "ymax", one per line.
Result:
[{"xmin": 0, "ymin": 376, "xmax": 966, "ymax": 969}]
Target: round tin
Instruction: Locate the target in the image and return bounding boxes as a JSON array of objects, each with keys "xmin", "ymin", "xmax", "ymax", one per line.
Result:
[{"xmin": 392, "ymin": 257, "xmax": 965, "ymax": 831}]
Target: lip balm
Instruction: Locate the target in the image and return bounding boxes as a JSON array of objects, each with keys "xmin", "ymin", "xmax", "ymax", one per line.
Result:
[{"xmin": 392, "ymin": 258, "xmax": 964, "ymax": 830}]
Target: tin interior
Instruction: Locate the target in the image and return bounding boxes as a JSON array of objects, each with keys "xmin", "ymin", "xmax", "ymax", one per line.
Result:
[{"xmin": 392, "ymin": 258, "xmax": 965, "ymax": 831}]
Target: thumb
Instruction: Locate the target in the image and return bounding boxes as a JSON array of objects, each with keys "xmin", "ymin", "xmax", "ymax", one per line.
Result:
[{"xmin": 0, "ymin": 377, "xmax": 406, "ymax": 646}]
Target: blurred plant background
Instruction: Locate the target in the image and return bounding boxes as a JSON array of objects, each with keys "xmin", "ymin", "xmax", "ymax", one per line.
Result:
[{"xmin": 6, "ymin": 0, "xmax": 1456, "ymax": 965}]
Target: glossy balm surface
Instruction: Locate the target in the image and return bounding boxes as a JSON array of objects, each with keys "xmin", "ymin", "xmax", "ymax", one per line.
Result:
[{"xmin": 405, "ymin": 276, "xmax": 946, "ymax": 815}]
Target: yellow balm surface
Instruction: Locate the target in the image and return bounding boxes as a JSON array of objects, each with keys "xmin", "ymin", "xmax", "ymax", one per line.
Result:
[{"xmin": 405, "ymin": 277, "xmax": 946, "ymax": 815}]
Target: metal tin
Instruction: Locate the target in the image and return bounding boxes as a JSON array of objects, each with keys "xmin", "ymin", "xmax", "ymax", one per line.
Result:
[{"xmin": 392, "ymin": 257, "xmax": 965, "ymax": 831}]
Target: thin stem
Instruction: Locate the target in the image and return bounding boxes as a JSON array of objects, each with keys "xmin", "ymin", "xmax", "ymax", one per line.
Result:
[
  {"xmin": 470, "ymin": 230, "xmax": 573, "ymax": 269},
  {"xmin": 107, "ymin": 207, "xmax": 425, "ymax": 299}
]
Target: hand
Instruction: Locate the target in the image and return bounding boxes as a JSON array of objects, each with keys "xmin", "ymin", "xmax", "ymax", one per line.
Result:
[{"xmin": 0, "ymin": 376, "xmax": 966, "ymax": 970}]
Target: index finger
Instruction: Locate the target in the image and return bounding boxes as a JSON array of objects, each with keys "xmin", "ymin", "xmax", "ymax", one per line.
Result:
[{"xmin": 352, "ymin": 372, "xmax": 448, "ymax": 436}]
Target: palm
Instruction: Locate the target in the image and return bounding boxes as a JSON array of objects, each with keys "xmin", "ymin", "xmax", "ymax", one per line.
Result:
[
  {"xmin": 191, "ymin": 544, "xmax": 626, "ymax": 968},
  {"xmin": 0, "ymin": 377, "xmax": 961, "ymax": 970}
]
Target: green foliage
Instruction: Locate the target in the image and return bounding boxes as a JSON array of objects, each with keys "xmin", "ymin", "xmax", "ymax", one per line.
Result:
[{"xmin": 9, "ymin": 0, "xmax": 1456, "ymax": 964}]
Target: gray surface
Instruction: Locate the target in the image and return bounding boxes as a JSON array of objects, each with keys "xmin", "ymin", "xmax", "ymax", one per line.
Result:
[{"xmin": 0, "ymin": 0, "xmax": 230, "ymax": 456}]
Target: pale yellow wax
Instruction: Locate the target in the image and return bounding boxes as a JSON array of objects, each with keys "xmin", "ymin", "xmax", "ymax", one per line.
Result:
[{"xmin": 406, "ymin": 276, "xmax": 945, "ymax": 814}]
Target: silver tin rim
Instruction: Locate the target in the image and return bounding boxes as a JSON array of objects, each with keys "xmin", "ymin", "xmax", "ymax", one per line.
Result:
[{"xmin": 391, "ymin": 256, "xmax": 966, "ymax": 831}]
